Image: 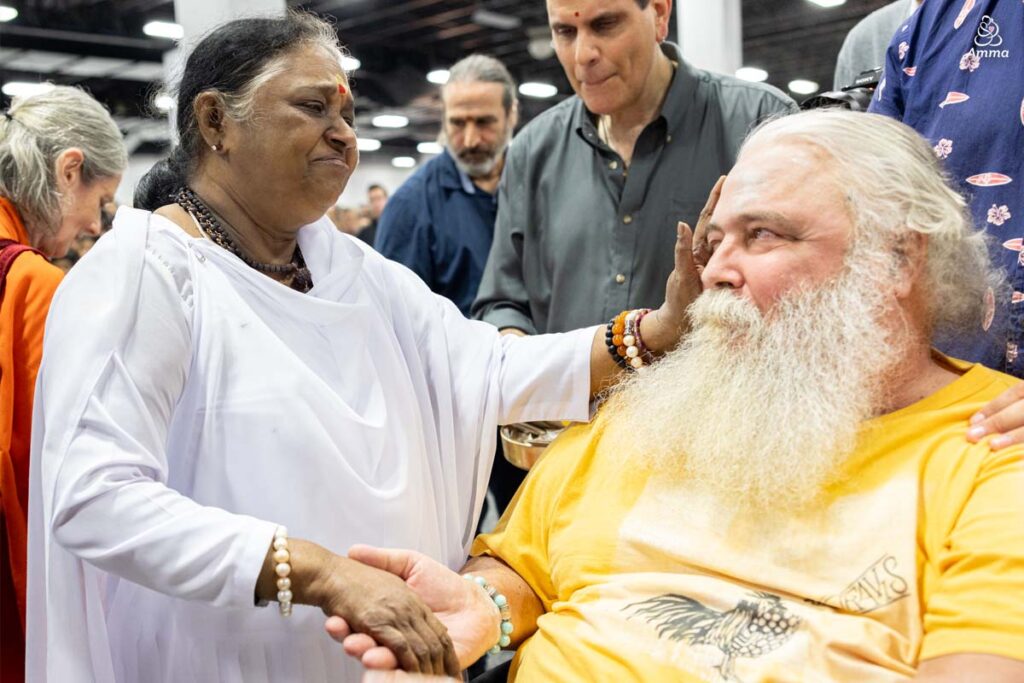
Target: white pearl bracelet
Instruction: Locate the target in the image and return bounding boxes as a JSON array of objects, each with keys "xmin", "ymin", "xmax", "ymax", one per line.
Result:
[{"xmin": 272, "ymin": 526, "xmax": 293, "ymax": 617}]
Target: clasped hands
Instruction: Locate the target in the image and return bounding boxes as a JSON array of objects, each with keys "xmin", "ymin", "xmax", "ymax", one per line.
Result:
[{"xmin": 324, "ymin": 545, "xmax": 497, "ymax": 678}]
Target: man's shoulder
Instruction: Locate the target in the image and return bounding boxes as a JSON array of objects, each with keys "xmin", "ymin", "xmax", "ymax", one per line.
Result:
[
  {"xmin": 510, "ymin": 96, "xmax": 580, "ymax": 150},
  {"xmin": 692, "ymin": 65, "xmax": 795, "ymax": 114},
  {"xmin": 394, "ymin": 152, "xmax": 451, "ymax": 195}
]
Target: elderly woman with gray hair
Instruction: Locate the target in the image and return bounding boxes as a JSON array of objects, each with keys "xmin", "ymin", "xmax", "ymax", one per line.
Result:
[{"xmin": 0, "ymin": 84, "xmax": 124, "ymax": 678}]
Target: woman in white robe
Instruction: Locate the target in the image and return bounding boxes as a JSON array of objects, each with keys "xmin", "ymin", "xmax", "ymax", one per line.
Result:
[{"xmin": 25, "ymin": 12, "xmax": 698, "ymax": 683}]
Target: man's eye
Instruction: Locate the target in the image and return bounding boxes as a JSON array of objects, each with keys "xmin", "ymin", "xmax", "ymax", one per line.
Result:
[
  {"xmin": 303, "ymin": 101, "xmax": 325, "ymax": 113},
  {"xmin": 553, "ymin": 26, "xmax": 575, "ymax": 38},
  {"xmin": 751, "ymin": 228, "xmax": 778, "ymax": 240}
]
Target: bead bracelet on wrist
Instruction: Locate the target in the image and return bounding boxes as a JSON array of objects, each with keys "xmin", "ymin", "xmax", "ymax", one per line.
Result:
[
  {"xmin": 271, "ymin": 526, "xmax": 293, "ymax": 617},
  {"xmin": 462, "ymin": 574, "xmax": 513, "ymax": 655}
]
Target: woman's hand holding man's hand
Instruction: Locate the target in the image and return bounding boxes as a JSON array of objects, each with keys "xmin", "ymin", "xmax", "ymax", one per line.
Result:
[{"xmin": 326, "ymin": 545, "xmax": 499, "ymax": 673}]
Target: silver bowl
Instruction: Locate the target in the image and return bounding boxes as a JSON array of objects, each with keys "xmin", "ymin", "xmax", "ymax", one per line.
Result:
[{"xmin": 500, "ymin": 421, "xmax": 568, "ymax": 470}]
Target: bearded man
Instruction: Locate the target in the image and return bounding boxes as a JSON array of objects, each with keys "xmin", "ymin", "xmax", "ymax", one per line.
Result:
[
  {"xmin": 375, "ymin": 54, "xmax": 518, "ymax": 316},
  {"xmin": 332, "ymin": 111, "xmax": 1024, "ymax": 682}
]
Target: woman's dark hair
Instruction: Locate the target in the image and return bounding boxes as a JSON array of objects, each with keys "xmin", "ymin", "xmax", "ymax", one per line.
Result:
[{"xmin": 134, "ymin": 11, "xmax": 341, "ymax": 211}]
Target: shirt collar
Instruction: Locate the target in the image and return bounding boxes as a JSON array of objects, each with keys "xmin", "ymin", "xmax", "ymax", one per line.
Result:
[
  {"xmin": 455, "ymin": 160, "xmax": 478, "ymax": 195},
  {"xmin": 575, "ymin": 41, "xmax": 694, "ymax": 142}
]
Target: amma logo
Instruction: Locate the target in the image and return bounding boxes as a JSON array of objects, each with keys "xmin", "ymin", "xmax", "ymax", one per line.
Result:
[{"xmin": 973, "ymin": 15, "xmax": 1009, "ymax": 58}]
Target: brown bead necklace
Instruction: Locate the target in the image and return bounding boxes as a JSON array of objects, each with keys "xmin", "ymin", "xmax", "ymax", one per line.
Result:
[{"xmin": 175, "ymin": 187, "xmax": 313, "ymax": 293}]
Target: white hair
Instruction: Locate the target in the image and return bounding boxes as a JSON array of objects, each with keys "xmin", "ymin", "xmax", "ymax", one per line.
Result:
[
  {"xmin": 0, "ymin": 85, "xmax": 126, "ymax": 233},
  {"xmin": 743, "ymin": 109, "xmax": 1000, "ymax": 336}
]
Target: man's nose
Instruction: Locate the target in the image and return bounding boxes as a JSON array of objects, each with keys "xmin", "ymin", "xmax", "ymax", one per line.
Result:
[
  {"xmin": 700, "ymin": 244, "xmax": 744, "ymax": 291},
  {"xmin": 463, "ymin": 123, "xmax": 481, "ymax": 149},
  {"xmin": 574, "ymin": 33, "xmax": 599, "ymax": 67}
]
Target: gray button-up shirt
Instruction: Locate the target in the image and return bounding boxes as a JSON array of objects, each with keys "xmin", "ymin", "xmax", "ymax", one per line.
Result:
[{"xmin": 472, "ymin": 43, "xmax": 797, "ymax": 334}]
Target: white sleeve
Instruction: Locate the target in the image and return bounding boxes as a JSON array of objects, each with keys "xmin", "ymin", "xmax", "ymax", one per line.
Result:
[
  {"xmin": 385, "ymin": 253, "xmax": 595, "ymax": 426},
  {"xmin": 37, "ymin": 235, "xmax": 277, "ymax": 609}
]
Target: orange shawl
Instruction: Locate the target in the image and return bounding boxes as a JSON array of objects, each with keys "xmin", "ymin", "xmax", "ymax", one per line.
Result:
[{"xmin": 0, "ymin": 197, "xmax": 61, "ymax": 678}]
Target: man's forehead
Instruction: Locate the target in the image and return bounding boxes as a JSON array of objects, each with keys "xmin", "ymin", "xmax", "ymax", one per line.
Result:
[
  {"xmin": 443, "ymin": 81, "xmax": 506, "ymax": 113},
  {"xmin": 713, "ymin": 145, "xmax": 847, "ymax": 230},
  {"xmin": 548, "ymin": 0, "xmax": 634, "ymax": 22}
]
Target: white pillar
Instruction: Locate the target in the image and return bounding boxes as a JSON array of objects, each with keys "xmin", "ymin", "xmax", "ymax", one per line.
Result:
[
  {"xmin": 162, "ymin": 0, "xmax": 287, "ymax": 140},
  {"xmin": 173, "ymin": 0, "xmax": 285, "ymax": 41},
  {"xmin": 675, "ymin": 0, "xmax": 742, "ymax": 76}
]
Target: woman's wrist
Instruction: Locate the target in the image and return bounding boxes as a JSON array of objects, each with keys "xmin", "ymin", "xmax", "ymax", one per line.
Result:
[
  {"xmin": 640, "ymin": 307, "xmax": 683, "ymax": 355},
  {"xmin": 256, "ymin": 536, "xmax": 338, "ymax": 610}
]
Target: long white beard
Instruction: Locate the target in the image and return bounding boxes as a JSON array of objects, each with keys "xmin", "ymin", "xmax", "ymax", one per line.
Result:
[{"xmin": 603, "ymin": 252, "xmax": 910, "ymax": 514}]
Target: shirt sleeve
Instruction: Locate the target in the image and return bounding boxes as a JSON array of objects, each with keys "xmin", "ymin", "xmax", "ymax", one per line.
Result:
[
  {"xmin": 470, "ymin": 426, "xmax": 589, "ymax": 610},
  {"xmin": 37, "ymin": 236, "xmax": 278, "ymax": 609},
  {"xmin": 867, "ymin": 27, "xmax": 905, "ymax": 119},
  {"xmin": 920, "ymin": 447, "xmax": 1024, "ymax": 661},
  {"xmin": 471, "ymin": 143, "xmax": 538, "ymax": 335},
  {"xmin": 374, "ymin": 186, "xmax": 436, "ymax": 289}
]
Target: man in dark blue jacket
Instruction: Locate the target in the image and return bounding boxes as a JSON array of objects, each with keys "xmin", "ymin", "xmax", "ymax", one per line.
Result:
[{"xmin": 375, "ymin": 55, "xmax": 518, "ymax": 316}]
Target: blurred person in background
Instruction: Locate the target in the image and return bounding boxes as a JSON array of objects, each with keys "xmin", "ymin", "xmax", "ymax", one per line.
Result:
[
  {"xmin": 329, "ymin": 204, "xmax": 365, "ymax": 236},
  {"xmin": 26, "ymin": 11, "xmax": 698, "ymax": 682},
  {"xmin": 376, "ymin": 54, "xmax": 516, "ymax": 316},
  {"xmin": 358, "ymin": 183, "xmax": 388, "ymax": 245},
  {"xmin": 0, "ymin": 84, "xmax": 125, "ymax": 682},
  {"xmin": 833, "ymin": 0, "xmax": 922, "ymax": 90}
]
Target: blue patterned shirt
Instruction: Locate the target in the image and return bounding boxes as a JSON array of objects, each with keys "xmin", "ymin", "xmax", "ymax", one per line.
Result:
[{"xmin": 870, "ymin": 0, "xmax": 1024, "ymax": 376}]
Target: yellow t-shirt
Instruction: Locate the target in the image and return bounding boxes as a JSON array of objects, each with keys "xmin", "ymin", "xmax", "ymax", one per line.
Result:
[{"xmin": 473, "ymin": 357, "xmax": 1024, "ymax": 682}]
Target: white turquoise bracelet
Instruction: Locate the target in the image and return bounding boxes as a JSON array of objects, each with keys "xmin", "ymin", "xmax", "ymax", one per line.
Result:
[{"xmin": 462, "ymin": 574, "xmax": 513, "ymax": 654}]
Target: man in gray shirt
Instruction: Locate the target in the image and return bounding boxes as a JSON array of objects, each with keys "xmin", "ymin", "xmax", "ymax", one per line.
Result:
[
  {"xmin": 833, "ymin": 0, "xmax": 921, "ymax": 90},
  {"xmin": 473, "ymin": 0, "xmax": 796, "ymax": 335}
]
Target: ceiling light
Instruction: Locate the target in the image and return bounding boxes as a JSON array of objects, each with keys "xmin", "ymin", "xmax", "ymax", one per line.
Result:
[
  {"xmin": 372, "ymin": 114, "xmax": 409, "ymax": 128},
  {"xmin": 806, "ymin": 0, "xmax": 846, "ymax": 7},
  {"xmin": 518, "ymin": 82, "xmax": 558, "ymax": 99},
  {"xmin": 417, "ymin": 142, "xmax": 443, "ymax": 154},
  {"xmin": 788, "ymin": 79, "xmax": 820, "ymax": 95},
  {"xmin": 342, "ymin": 55, "xmax": 360, "ymax": 72},
  {"xmin": 471, "ymin": 8, "xmax": 522, "ymax": 30},
  {"xmin": 0, "ymin": 6, "xmax": 18, "ymax": 22},
  {"xmin": 154, "ymin": 93, "xmax": 174, "ymax": 112},
  {"xmin": 357, "ymin": 138, "xmax": 382, "ymax": 152},
  {"xmin": 1, "ymin": 81, "xmax": 55, "ymax": 98},
  {"xmin": 143, "ymin": 20, "xmax": 184, "ymax": 40},
  {"xmin": 392, "ymin": 156, "xmax": 416, "ymax": 168},
  {"xmin": 735, "ymin": 66, "xmax": 768, "ymax": 83},
  {"xmin": 427, "ymin": 69, "xmax": 450, "ymax": 85}
]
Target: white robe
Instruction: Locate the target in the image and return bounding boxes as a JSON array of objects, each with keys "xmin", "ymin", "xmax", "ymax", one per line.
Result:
[{"xmin": 26, "ymin": 208, "xmax": 594, "ymax": 682}]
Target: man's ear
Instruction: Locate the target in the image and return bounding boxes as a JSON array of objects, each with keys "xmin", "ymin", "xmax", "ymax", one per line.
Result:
[
  {"xmin": 893, "ymin": 231, "xmax": 928, "ymax": 300},
  {"xmin": 193, "ymin": 91, "xmax": 228, "ymax": 150},
  {"xmin": 508, "ymin": 99, "xmax": 520, "ymax": 132},
  {"xmin": 54, "ymin": 148, "xmax": 85, "ymax": 192},
  {"xmin": 652, "ymin": 0, "xmax": 673, "ymax": 43}
]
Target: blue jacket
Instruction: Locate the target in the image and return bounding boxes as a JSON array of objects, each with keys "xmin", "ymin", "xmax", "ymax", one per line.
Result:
[{"xmin": 375, "ymin": 149, "xmax": 498, "ymax": 315}]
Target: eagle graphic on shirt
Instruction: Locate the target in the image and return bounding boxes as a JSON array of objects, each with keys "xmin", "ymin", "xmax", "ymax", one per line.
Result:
[{"xmin": 628, "ymin": 591, "xmax": 801, "ymax": 682}]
